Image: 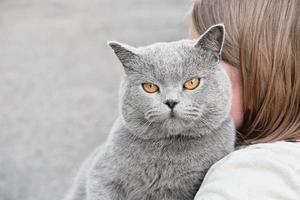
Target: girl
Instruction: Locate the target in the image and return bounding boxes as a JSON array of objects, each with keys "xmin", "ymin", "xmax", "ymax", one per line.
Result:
[{"xmin": 188, "ymin": 0, "xmax": 300, "ymax": 199}]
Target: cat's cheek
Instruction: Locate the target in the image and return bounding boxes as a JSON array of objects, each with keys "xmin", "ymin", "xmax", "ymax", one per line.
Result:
[{"xmin": 139, "ymin": 88, "xmax": 161, "ymax": 103}]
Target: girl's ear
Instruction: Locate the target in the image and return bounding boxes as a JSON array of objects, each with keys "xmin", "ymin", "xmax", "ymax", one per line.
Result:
[
  {"xmin": 194, "ymin": 24, "xmax": 225, "ymax": 61},
  {"xmin": 108, "ymin": 41, "xmax": 139, "ymax": 74}
]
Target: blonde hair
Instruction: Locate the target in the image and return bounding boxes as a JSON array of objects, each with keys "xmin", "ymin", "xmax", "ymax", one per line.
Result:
[{"xmin": 191, "ymin": 0, "xmax": 300, "ymax": 145}]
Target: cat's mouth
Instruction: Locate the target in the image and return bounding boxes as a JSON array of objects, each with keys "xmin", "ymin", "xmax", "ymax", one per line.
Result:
[
  {"xmin": 167, "ymin": 111, "xmax": 190, "ymax": 124},
  {"xmin": 162, "ymin": 116, "xmax": 194, "ymax": 135},
  {"xmin": 169, "ymin": 110, "xmax": 176, "ymax": 118},
  {"xmin": 166, "ymin": 109, "xmax": 202, "ymax": 124}
]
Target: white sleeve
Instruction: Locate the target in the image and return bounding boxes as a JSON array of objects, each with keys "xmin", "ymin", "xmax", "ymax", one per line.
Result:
[{"xmin": 194, "ymin": 145, "xmax": 300, "ymax": 200}]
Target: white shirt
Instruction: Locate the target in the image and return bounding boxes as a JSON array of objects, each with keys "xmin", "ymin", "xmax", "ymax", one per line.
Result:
[{"xmin": 194, "ymin": 141, "xmax": 300, "ymax": 200}]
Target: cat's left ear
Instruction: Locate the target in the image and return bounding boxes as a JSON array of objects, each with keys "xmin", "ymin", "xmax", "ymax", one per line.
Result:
[{"xmin": 194, "ymin": 24, "xmax": 225, "ymax": 62}]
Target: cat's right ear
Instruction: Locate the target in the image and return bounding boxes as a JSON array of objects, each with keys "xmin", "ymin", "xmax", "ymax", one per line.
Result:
[
  {"xmin": 194, "ymin": 24, "xmax": 225, "ymax": 62},
  {"xmin": 108, "ymin": 41, "xmax": 139, "ymax": 74}
]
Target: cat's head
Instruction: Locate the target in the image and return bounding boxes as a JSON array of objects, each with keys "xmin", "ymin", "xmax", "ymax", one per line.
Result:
[{"xmin": 108, "ymin": 24, "xmax": 232, "ymax": 139}]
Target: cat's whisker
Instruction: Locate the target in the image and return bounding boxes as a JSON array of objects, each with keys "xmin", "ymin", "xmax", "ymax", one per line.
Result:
[
  {"xmin": 199, "ymin": 117, "xmax": 249, "ymax": 146},
  {"xmin": 188, "ymin": 120, "xmax": 230, "ymax": 152},
  {"xmin": 195, "ymin": 117, "xmax": 236, "ymax": 151},
  {"xmin": 182, "ymin": 111, "xmax": 200, "ymax": 119},
  {"xmin": 185, "ymin": 109, "xmax": 200, "ymax": 113},
  {"xmin": 185, "ymin": 104, "xmax": 201, "ymax": 110},
  {"xmin": 145, "ymin": 110, "xmax": 159, "ymax": 121},
  {"xmin": 138, "ymin": 120, "xmax": 153, "ymax": 137},
  {"xmin": 126, "ymin": 119, "xmax": 151, "ymax": 141},
  {"xmin": 145, "ymin": 107, "xmax": 159, "ymax": 115},
  {"xmin": 125, "ymin": 104, "xmax": 142, "ymax": 116},
  {"xmin": 183, "ymin": 110, "xmax": 200, "ymax": 115}
]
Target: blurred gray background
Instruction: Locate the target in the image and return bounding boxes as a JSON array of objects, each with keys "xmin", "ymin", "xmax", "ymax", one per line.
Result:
[{"xmin": 0, "ymin": 0, "xmax": 189, "ymax": 199}]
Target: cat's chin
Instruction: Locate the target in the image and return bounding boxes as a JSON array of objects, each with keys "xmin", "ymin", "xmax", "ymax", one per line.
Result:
[
  {"xmin": 162, "ymin": 117, "xmax": 194, "ymax": 135},
  {"xmin": 124, "ymin": 116, "xmax": 198, "ymax": 140}
]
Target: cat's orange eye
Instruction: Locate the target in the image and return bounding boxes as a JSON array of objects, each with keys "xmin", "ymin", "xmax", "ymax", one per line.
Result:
[
  {"xmin": 183, "ymin": 78, "xmax": 200, "ymax": 90},
  {"xmin": 142, "ymin": 83, "xmax": 159, "ymax": 93}
]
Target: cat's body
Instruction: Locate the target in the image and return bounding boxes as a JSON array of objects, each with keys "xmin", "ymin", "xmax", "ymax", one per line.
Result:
[{"xmin": 64, "ymin": 24, "xmax": 236, "ymax": 200}]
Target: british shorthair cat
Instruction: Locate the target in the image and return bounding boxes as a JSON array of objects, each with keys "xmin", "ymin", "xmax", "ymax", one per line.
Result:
[{"xmin": 64, "ymin": 24, "xmax": 235, "ymax": 200}]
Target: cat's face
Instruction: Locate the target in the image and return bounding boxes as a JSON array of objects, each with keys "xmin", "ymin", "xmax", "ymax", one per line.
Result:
[{"xmin": 109, "ymin": 24, "xmax": 232, "ymax": 139}]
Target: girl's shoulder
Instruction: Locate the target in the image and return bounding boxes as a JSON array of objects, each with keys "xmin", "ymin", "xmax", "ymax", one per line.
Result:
[
  {"xmin": 194, "ymin": 141, "xmax": 300, "ymax": 200},
  {"xmin": 232, "ymin": 141, "xmax": 300, "ymax": 170},
  {"xmin": 209, "ymin": 141, "xmax": 300, "ymax": 178}
]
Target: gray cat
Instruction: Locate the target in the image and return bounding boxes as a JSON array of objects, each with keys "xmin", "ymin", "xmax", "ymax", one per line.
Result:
[{"xmin": 64, "ymin": 24, "xmax": 235, "ymax": 200}]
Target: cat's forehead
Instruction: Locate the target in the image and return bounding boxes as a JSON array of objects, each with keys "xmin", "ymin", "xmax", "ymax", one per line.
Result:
[
  {"xmin": 139, "ymin": 40, "xmax": 194, "ymax": 57},
  {"xmin": 136, "ymin": 40, "xmax": 204, "ymax": 83}
]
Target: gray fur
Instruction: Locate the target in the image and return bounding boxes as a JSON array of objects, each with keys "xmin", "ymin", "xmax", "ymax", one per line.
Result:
[{"xmin": 64, "ymin": 24, "xmax": 235, "ymax": 200}]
